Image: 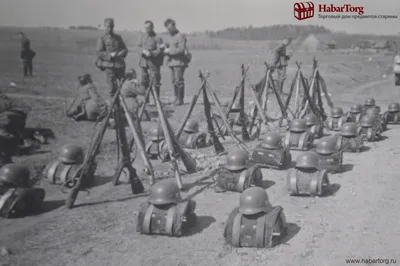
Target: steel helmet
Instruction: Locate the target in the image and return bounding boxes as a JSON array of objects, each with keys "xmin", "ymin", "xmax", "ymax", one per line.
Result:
[
  {"xmin": 331, "ymin": 107, "xmax": 344, "ymax": 118},
  {"xmin": 350, "ymin": 103, "xmax": 363, "ymax": 114},
  {"xmin": 295, "ymin": 152, "xmax": 319, "ymax": 169},
  {"xmin": 231, "ymin": 101, "xmax": 241, "ymax": 112},
  {"xmin": 58, "ymin": 144, "xmax": 84, "ymax": 164},
  {"xmin": 304, "ymin": 114, "xmax": 318, "ymax": 126},
  {"xmin": 261, "ymin": 132, "xmax": 282, "ymax": 149},
  {"xmin": 150, "ymin": 127, "xmax": 164, "ymax": 141},
  {"xmin": 183, "ymin": 119, "xmax": 199, "ymax": 133},
  {"xmin": 290, "ymin": 119, "xmax": 307, "ymax": 133},
  {"xmin": 340, "ymin": 122, "xmax": 358, "ymax": 137},
  {"xmin": 239, "ymin": 187, "xmax": 273, "ymax": 215},
  {"xmin": 316, "ymin": 136, "xmax": 337, "ymax": 155},
  {"xmin": 148, "ymin": 181, "xmax": 182, "ymax": 205},
  {"xmin": 0, "ymin": 164, "xmax": 30, "ymax": 188},
  {"xmin": 388, "ymin": 102, "xmax": 400, "ymax": 112},
  {"xmin": 366, "ymin": 108, "xmax": 380, "ymax": 116},
  {"xmin": 360, "ymin": 115, "xmax": 375, "ymax": 128},
  {"xmin": 365, "ymin": 98, "xmax": 376, "ymax": 106},
  {"xmin": 226, "ymin": 149, "xmax": 249, "ymax": 171}
]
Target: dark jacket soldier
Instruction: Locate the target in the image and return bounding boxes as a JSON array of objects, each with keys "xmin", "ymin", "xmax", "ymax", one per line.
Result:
[
  {"xmin": 96, "ymin": 18, "xmax": 128, "ymax": 98},
  {"xmin": 18, "ymin": 32, "xmax": 36, "ymax": 77}
]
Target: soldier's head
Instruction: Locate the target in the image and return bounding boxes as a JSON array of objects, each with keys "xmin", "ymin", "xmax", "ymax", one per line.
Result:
[
  {"xmin": 78, "ymin": 74, "xmax": 92, "ymax": 86},
  {"xmin": 104, "ymin": 18, "xmax": 114, "ymax": 34},
  {"xmin": 164, "ymin": 18, "xmax": 177, "ymax": 34},
  {"xmin": 125, "ymin": 69, "xmax": 137, "ymax": 80},
  {"xmin": 144, "ymin": 20, "xmax": 154, "ymax": 34},
  {"xmin": 283, "ymin": 37, "xmax": 292, "ymax": 46}
]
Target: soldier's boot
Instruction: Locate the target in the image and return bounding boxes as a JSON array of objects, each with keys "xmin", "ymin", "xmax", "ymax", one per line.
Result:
[
  {"xmin": 173, "ymin": 85, "xmax": 179, "ymax": 105},
  {"xmin": 175, "ymin": 83, "xmax": 185, "ymax": 106}
]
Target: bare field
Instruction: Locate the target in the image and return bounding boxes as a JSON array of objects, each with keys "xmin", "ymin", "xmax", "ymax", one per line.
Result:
[{"xmin": 0, "ymin": 28, "xmax": 399, "ymax": 266}]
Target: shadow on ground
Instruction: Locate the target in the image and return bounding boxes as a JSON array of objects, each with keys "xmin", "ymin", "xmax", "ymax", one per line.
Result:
[{"xmin": 185, "ymin": 216, "xmax": 217, "ymax": 236}]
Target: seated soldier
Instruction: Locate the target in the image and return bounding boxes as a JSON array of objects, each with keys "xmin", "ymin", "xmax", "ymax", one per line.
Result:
[
  {"xmin": 178, "ymin": 120, "xmax": 209, "ymax": 149},
  {"xmin": 347, "ymin": 103, "xmax": 363, "ymax": 124},
  {"xmin": 363, "ymin": 98, "xmax": 380, "ymax": 114},
  {"xmin": 214, "ymin": 149, "xmax": 263, "ymax": 193},
  {"xmin": 66, "ymin": 74, "xmax": 108, "ymax": 122},
  {"xmin": 384, "ymin": 102, "xmax": 400, "ymax": 124},
  {"xmin": 0, "ymin": 164, "xmax": 45, "ymax": 218},
  {"xmin": 325, "ymin": 107, "xmax": 349, "ymax": 131}
]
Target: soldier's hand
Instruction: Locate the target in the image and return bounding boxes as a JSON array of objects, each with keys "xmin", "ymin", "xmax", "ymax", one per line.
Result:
[{"xmin": 110, "ymin": 52, "xmax": 117, "ymax": 58}]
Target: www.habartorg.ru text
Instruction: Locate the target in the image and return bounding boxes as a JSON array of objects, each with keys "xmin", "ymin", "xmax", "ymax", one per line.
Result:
[
  {"xmin": 345, "ymin": 258, "xmax": 397, "ymax": 264},
  {"xmin": 319, "ymin": 14, "xmax": 399, "ymax": 19}
]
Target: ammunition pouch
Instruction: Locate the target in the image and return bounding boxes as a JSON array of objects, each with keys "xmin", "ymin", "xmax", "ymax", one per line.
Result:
[
  {"xmin": 307, "ymin": 124, "xmax": 324, "ymax": 139},
  {"xmin": 224, "ymin": 206, "xmax": 287, "ymax": 248},
  {"xmin": 287, "ymin": 168, "xmax": 329, "ymax": 196},
  {"xmin": 137, "ymin": 200, "xmax": 197, "ymax": 237},
  {"xmin": 215, "ymin": 165, "xmax": 263, "ymax": 193},
  {"xmin": 284, "ymin": 131, "xmax": 313, "ymax": 151},
  {"xmin": 316, "ymin": 152, "xmax": 343, "ymax": 174},
  {"xmin": 384, "ymin": 111, "xmax": 400, "ymax": 124},
  {"xmin": 0, "ymin": 187, "xmax": 45, "ymax": 218},
  {"xmin": 250, "ymin": 144, "xmax": 291, "ymax": 170}
]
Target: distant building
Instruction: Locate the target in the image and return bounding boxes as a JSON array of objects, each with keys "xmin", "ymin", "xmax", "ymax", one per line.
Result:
[{"xmin": 300, "ymin": 33, "xmax": 337, "ymax": 52}]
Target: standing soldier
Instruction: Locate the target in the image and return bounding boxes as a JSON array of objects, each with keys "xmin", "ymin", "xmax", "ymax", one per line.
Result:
[
  {"xmin": 96, "ymin": 18, "xmax": 128, "ymax": 99},
  {"xmin": 163, "ymin": 19, "xmax": 191, "ymax": 106},
  {"xmin": 273, "ymin": 37, "xmax": 292, "ymax": 93},
  {"xmin": 18, "ymin": 32, "xmax": 36, "ymax": 77},
  {"xmin": 138, "ymin": 21, "xmax": 164, "ymax": 100}
]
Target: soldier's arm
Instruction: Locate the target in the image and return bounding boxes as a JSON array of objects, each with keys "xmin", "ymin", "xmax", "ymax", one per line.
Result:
[
  {"xmin": 117, "ymin": 36, "xmax": 128, "ymax": 58},
  {"xmin": 96, "ymin": 37, "xmax": 111, "ymax": 61},
  {"xmin": 150, "ymin": 36, "xmax": 163, "ymax": 57},
  {"xmin": 168, "ymin": 34, "xmax": 186, "ymax": 56}
]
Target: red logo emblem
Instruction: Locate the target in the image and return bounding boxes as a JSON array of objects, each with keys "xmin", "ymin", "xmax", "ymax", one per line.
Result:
[{"xmin": 294, "ymin": 2, "xmax": 315, "ymax": 20}]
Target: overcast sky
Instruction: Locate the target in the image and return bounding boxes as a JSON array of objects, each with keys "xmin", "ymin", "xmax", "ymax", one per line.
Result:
[{"xmin": 1, "ymin": 0, "xmax": 400, "ymax": 34}]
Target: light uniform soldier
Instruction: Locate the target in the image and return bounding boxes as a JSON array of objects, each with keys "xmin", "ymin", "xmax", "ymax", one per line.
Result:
[
  {"xmin": 163, "ymin": 19, "xmax": 190, "ymax": 106},
  {"xmin": 121, "ymin": 69, "xmax": 146, "ymax": 119},
  {"xmin": 96, "ymin": 18, "xmax": 128, "ymax": 98},
  {"xmin": 178, "ymin": 120, "xmax": 208, "ymax": 149},
  {"xmin": 273, "ymin": 37, "xmax": 292, "ymax": 93},
  {"xmin": 138, "ymin": 21, "xmax": 164, "ymax": 100},
  {"xmin": 66, "ymin": 74, "xmax": 108, "ymax": 122}
]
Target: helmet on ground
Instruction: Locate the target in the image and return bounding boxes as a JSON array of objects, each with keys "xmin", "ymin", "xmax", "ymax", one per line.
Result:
[
  {"xmin": 331, "ymin": 107, "xmax": 344, "ymax": 118},
  {"xmin": 239, "ymin": 187, "xmax": 273, "ymax": 215},
  {"xmin": 290, "ymin": 119, "xmax": 307, "ymax": 133},
  {"xmin": 350, "ymin": 103, "xmax": 363, "ymax": 114},
  {"xmin": 261, "ymin": 132, "xmax": 282, "ymax": 149},
  {"xmin": 58, "ymin": 144, "xmax": 84, "ymax": 164},
  {"xmin": 365, "ymin": 98, "xmax": 376, "ymax": 106},
  {"xmin": 295, "ymin": 152, "xmax": 319, "ymax": 169},
  {"xmin": 316, "ymin": 136, "xmax": 337, "ymax": 155},
  {"xmin": 184, "ymin": 119, "xmax": 199, "ymax": 133},
  {"xmin": 0, "ymin": 164, "xmax": 30, "ymax": 188},
  {"xmin": 366, "ymin": 107, "xmax": 380, "ymax": 116},
  {"xmin": 231, "ymin": 101, "xmax": 241, "ymax": 112},
  {"xmin": 360, "ymin": 115, "xmax": 375, "ymax": 128},
  {"xmin": 150, "ymin": 127, "xmax": 164, "ymax": 141},
  {"xmin": 148, "ymin": 181, "xmax": 182, "ymax": 205},
  {"xmin": 388, "ymin": 102, "xmax": 400, "ymax": 112},
  {"xmin": 226, "ymin": 149, "xmax": 249, "ymax": 171},
  {"xmin": 340, "ymin": 122, "xmax": 358, "ymax": 137},
  {"xmin": 304, "ymin": 114, "xmax": 318, "ymax": 126}
]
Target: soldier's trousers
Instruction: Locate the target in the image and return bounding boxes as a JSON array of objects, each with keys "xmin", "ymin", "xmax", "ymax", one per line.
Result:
[
  {"xmin": 170, "ymin": 66, "xmax": 186, "ymax": 103},
  {"xmin": 23, "ymin": 60, "xmax": 33, "ymax": 77},
  {"xmin": 276, "ymin": 66, "xmax": 287, "ymax": 92},
  {"xmin": 140, "ymin": 65, "xmax": 161, "ymax": 99},
  {"xmin": 105, "ymin": 67, "xmax": 125, "ymax": 97}
]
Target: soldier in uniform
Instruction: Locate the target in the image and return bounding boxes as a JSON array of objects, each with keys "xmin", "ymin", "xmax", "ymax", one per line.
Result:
[
  {"xmin": 138, "ymin": 21, "xmax": 164, "ymax": 100},
  {"xmin": 66, "ymin": 74, "xmax": 108, "ymax": 122},
  {"xmin": 273, "ymin": 37, "xmax": 292, "ymax": 93},
  {"xmin": 18, "ymin": 32, "xmax": 36, "ymax": 77},
  {"xmin": 163, "ymin": 19, "xmax": 190, "ymax": 106},
  {"xmin": 96, "ymin": 18, "xmax": 128, "ymax": 99}
]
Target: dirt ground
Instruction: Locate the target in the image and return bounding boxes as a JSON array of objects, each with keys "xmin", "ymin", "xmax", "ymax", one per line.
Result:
[{"xmin": 1, "ymin": 30, "xmax": 400, "ymax": 265}]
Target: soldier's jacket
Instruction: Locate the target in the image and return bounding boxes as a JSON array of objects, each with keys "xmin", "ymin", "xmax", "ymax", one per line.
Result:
[
  {"xmin": 96, "ymin": 33, "xmax": 128, "ymax": 69},
  {"xmin": 274, "ymin": 44, "xmax": 290, "ymax": 68},
  {"xmin": 67, "ymin": 83, "xmax": 108, "ymax": 122},
  {"xmin": 146, "ymin": 140, "xmax": 169, "ymax": 161},
  {"xmin": 121, "ymin": 79, "xmax": 145, "ymax": 119},
  {"xmin": 0, "ymin": 185, "xmax": 45, "ymax": 218},
  {"xmin": 384, "ymin": 111, "xmax": 400, "ymax": 124},
  {"xmin": 346, "ymin": 112, "xmax": 362, "ymax": 124},
  {"xmin": 20, "ymin": 37, "xmax": 36, "ymax": 61},
  {"xmin": 251, "ymin": 145, "xmax": 291, "ymax": 169},
  {"xmin": 178, "ymin": 132, "xmax": 208, "ymax": 149},
  {"xmin": 336, "ymin": 135, "xmax": 364, "ymax": 153},
  {"xmin": 316, "ymin": 152, "xmax": 343, "ymax": 174},
  {"xmin": 284, "ymin": 131, "xmax": 313, "ymax": 151},
  {"xmin": 214, "ymin": 165, "xmax": 263, "ymax": 193},
  {"xmin": 325, "ymin": 115, "xmax": 350, "ymax": 131},
  {"xmin": 164, "ymin": 31, "xmax": 188, "ymax": 67},
  {"xmin": 306, "ymin": 124, "xmax": 324, "ymax": 139},
  {"xmin": 138, "ymin": 32, "xmax": 164, "ymax": 67}
]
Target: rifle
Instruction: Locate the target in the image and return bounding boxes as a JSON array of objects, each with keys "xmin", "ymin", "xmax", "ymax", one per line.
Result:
[
  {"xmin": 239, "ymin": 65, "xmax": 250, "ymax": 141},
  {"xmin": 66, "ymin": 79, "xmax": 144, "ymax": 209}
]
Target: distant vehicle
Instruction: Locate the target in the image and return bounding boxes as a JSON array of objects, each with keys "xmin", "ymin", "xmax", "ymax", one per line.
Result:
[{"xmin": 394, "ymin": 55, "xmax": 400, "ymax": 86}]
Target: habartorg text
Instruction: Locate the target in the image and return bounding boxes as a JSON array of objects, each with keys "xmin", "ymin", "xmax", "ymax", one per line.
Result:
[
  {"xmin": 319, "ymin": 14, "xmax": 399, "ymax": 19},
  {"xmin": 345, "ymin": 258, "xmax": 397, "ymax": 264}
]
